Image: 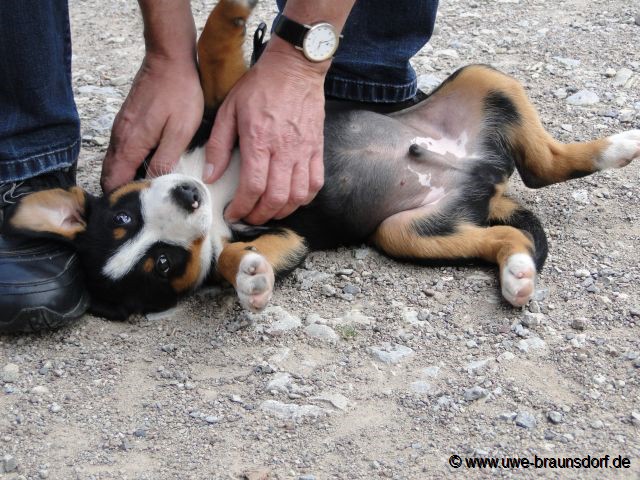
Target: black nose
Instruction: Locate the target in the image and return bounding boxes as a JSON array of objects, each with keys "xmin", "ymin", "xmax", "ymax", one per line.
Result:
[{"xmin": 172, "ymin": 183, "xmax": 202, "ymax": 212}]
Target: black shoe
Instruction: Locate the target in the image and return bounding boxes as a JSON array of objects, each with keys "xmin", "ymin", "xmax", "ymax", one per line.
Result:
[{"xmin": 0, "ymin": 169, "xmax": 90, "ymax": 333}]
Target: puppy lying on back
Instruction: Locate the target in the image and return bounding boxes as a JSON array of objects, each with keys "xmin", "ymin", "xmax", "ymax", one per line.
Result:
[{"xmin": 3, "ymin": 0, "xmax": 639, "ymax": 319}]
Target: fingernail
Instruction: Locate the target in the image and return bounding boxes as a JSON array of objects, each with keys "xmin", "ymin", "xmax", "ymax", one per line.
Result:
[{"xmin": 204, "ymin": 163, "xmax": 214, "ymax": 182}]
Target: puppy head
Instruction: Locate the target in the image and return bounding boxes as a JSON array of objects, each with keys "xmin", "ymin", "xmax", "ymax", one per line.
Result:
[{"xmin": 3, "ymin": 174, "xmax": 213, "ymax": 319}]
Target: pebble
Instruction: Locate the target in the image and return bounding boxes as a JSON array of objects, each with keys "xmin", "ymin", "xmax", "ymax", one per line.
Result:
[
  {"xmin": 517, "ymin": 337, "xmax": 547, "ymax": 353},
  {"xmin": 49, "ymin": 403, "xmax": 62, "ymax": 413},
  {"xmin": 553, "ymin": 57, "xmax": 580, "ymax": 68},
  {"xmin": 2, "ymin": 455, "xmax": 17, "ymax": 473},
  {"xmin": 368, "ymin": 343, "xmax": 414, "ymax": 364},
  {"xmin": 303, "ymin": 323, "xmax": 339, "ymax": 343},
  {"xmin": 497, "ymin": 352, "xmax": 515, "ymax": 363},
  {"xmin": 205, "ymin": 415, "xmax": 220, "ymax": 424},
  {"xmin": 464, "ymin": 386, "xmax": 489, "ymax": 401},
  {"xmin": 417, "ymin": 74, "xmax": 443, "ymax": 93},
  {"xmin": 353, "ymin": 247, "xmax": 370, "ymax": 260},
  {"xmin": 31, "ymin": 385, "xmax": 50, "ymax": 396},
  {"xmin": 566, "ymin": 90, "xmax": 600, "ymax": 106},
  {"xmin": 631, "ymin": 411, "xmax": 640, "ymax": 427},
  {"xmin": 522, "ymin": 312, "xmax": 544, "ymax": 328},
  {"xmin": 591, "ymin": 419, "xmax": 604, "ymax": 429},
  {"xmin": 571, "ymin": 190, "xmax": 590, "ymax": 205},
  {"xmin": 571, "ymin": 318, "xmax": 587, "ymax": 331},
  {"xmin": 422, "ymin": 366, "xmax": 440, "ymax": 378},
  {"xmin": 613, "ymin": 67, "xmax": 633, "ymax": 87},
  {"xmin": 321, "ymin": 284, "xmax": 336, "ymax": 297},
  {"xmin": 311, "ymin": 393, "xmax": 350, "ymax": 411},
  {"xmin": 296, "ymin": 270, "xmax": 331, "ymax": 290},
  {"xmin": 605, "ymin": 68, "xmax": 617, "ymax": 77},
  {"xmin": 299, "ymin": 475, "xmax": 316, "ymax": 480},
  {"xmin": 267, "ymin": 373, "xmax": 293, "ymax": 393},
  {"xmin": 263, "ymin": 307, "xmax": 302, "ymax": 335},
  {"xmin": 466, "ymin": 359, "xmax": 491, "ymax": 375},
  {"xmin": 515, "ymin": 411, "xmax": 537, "ymax": 429},
  {"xmin": 1, "ymin": 363, "xmax": 19, "ymax": 383},
  {"xmin": 342, "ymin": 284, "xmax": 361, "ymax": 295},
  {"xmin": 260, "ymin": 400, "xmax": 327, "ymax": 421},
  {"xmin": 636, "ymin": 13, "xmax": 640, "ymax": 26},
  {"xmin": 410, "ymin": 381, "xmax": 435, "ymax": 395},
  {"xmin": 547, "ymin": 411, "xmax": 563, "ymax": 424}
]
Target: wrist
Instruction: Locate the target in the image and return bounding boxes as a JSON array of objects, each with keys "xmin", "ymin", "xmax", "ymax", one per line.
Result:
[
  {"xmin": 262, "ymin": 36, "xmax": 331, "ymax": 77},
  {"xmin": 138, "ymin": 0, "xmax": 197, "ymax": 62}
]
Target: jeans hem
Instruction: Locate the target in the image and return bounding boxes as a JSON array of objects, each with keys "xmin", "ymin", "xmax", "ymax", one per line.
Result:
[
  {"xmin": 325, "ymin": 75, "xmax": 418, "ymax": 103},
  {"xmin": 0, "ymin": 140, "xmax": 80, "ymax": 183}
]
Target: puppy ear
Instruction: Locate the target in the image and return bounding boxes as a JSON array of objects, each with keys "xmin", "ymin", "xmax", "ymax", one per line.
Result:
[{"xmin": 3, "ymin": 187, "xmax": 89, "ymax": 243}]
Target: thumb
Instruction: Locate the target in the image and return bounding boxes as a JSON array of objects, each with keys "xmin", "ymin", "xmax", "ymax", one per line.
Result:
[
  {"xmin": 146, "ymin": 121, "xmax": 193, "ymax": 178},
  {"xmin": 204, "ymin": 101, "xmax": 238, "ymax": 183},
  {"xmin": 101, "ymin": 145, "xmax": 145, "ymax": 193}
]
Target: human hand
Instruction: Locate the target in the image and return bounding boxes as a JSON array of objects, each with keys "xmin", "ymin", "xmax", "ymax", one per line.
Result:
[
  {"xmin": 204, "ymin": 38, "xmax": 326, "ymax": 225},
  {"xmin": 100, "ymin": 54, "xmax": 204, "ymax": 192}
]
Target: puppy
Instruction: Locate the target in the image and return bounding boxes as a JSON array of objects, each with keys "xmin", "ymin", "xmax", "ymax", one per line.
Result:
[{"xmin": 3, "ymin": 0, "xmax": 639, "ymax": 319}]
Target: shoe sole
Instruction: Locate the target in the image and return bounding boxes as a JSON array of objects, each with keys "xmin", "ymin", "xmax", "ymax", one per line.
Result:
[{"xmin": 1, "ymin": 291, "xmax": 90, "ymax": 333}]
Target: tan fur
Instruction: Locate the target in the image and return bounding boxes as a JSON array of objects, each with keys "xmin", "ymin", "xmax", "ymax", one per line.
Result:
[
  {"xmin": 109, "ymin": 181, "xmax": 150, "ymax": 206},
  {"xmin": 9, "ymin": 187, "xmax": 86, "ymax": 240},
  {"xmin": 446, "ymin": 65, "xmax": 608, "ymax": 186},
  {"xmin": 217, "ymin": 230, "xmax": 307, "ymax": 287},
  {"xmin": 113, "ymin": 227, "xmax": 126, "ymax": 240},
  {"xmin": 197, "ymin": 0, "xmax": 253, "ymax": 109},
  {"xmin": 143, "ymin": 257, "xmax": 154, "ymax": 273},
  {"xmin": 373, "ymin": 216, "xmax": 533, "ymax": 274},
  {"xmin": 171, "ymin": 237, "xmax": 205, "ymax": 293}
]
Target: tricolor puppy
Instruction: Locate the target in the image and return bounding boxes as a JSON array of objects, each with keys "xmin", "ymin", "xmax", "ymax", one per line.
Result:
[{"xmin": 3, "ymin": 0, "xmax": 639, "ymax": 319}]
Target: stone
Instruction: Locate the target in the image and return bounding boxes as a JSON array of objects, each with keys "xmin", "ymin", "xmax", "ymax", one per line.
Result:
[
  {"xmin": 422, "ymin": 366, "xmax": 440, "ymax": 378},
  {"xmin": 321, "ymin": 284, "xmax": 336, "ymax": 296},
  {"xmin": 354, "ymin": 247, "xmax": 370, "ymax": 260},
  {"xmin": 571, "ymin": 317, "xmax": 587, "ymax": 330},
  {"xmin": 368, "ymin": 343, "xmax": 414, "ymax": 364},
  {"xmin": 296, "ymin": 270, "xmax": 331, "ymax": 290},
  {"xmin": 311, "ymin": 393, "xmax": 350, "ymax": 411},
  {"xmin": 417, "ymin": 74, "xmax": 443, "ymax": 93},
  {"xmin": 304, "ymin": 324, "xmax": 339, "ymax": 343},
  {"xmin": 574, "ymin": 269, "xmax": 591, "ymax": 278},
  {"xmin": 466, "ymin": 358, "xmax": 491, "ymax": 375},
  {"xmin": 517, "ymin": 337, "xmax": 547, "ymax": 353},
  {"xmin": 553, "ymin": 57, "xmax": 581, "ymax": 68},
  {"xmin": 522, "ymin": 312, "xmax": 544, "ymax": 328},
  {"xmin": 497, "ymin": 352, "xmax": 515, "ymax": 363},
  {"xmin": 566, "ymin": 90, "xmax": 600, "ymax": 106},
  {"xmin": 410, "ymin": 381, "xmax": 435, "ymax": 395},
  {"xmin": 49, "ymin": 403, "xmax": 62, "ymax": 413},
  {"xmin": 31, "ymin": 385, "xmax": 50, "ymax": 395},
  {"xmin": 260, "ymin": 400, "xmax": 327, "ymax": 421},
  {"xmin": 613, "ymin": 68, "xmax": 633, "ymax": 87},
  {"xmin": 515, "ymin": 411, "xmax": 537, "ymax": 429},
  {"xmin": 342, "ymin": 284, "xmax": 361, "ymax": 295},
  {"xmin": 631, "ymin": 411, "xmax": 640, "ymax": 426},
  {"xmin": 464, "ymin": 386, "xmax": 489, "ymax": 401},
  {"xmin": 264, "ymin": 307, "xmax": 302, "ymax": 335},
  {"xmin": 2, "ymin": 455, "xmax": 17, "ymax": 473},
  {"xmin": 591, "ymin": 419, "xmax": 604, "ymax": 429},
  {"xmin": 571, "ymin": 190, "xmax": 590, "ymax": 205},
  {"xmin": 1, "ymin": 363, "xmax": 19, "ymax": 383},
  {"xmin": 267, "ymin": 372, "xmax": 292, "ymax": 393},
  {"xmin": 547, "ymin": 411, "xmax": 563, "ymax": 424}
]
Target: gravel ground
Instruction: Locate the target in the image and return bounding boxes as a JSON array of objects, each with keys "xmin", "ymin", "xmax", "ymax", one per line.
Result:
[{"xmin": 2, "ymin": 0, "xmax": 640, "ymax": 479}]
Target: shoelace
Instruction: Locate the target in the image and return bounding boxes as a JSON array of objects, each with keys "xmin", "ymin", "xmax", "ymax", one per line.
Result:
[{"xmin": 0, "ymin": 181, "xmax": 30, "ymax": 208}]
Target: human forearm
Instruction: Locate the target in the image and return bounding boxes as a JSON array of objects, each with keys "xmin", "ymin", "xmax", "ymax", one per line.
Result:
[{"xmin": 137, "ymin": 0, "xmax": 197, "ymax": 62}]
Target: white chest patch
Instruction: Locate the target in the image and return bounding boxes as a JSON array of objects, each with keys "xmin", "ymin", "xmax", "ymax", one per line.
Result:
[{"xmin": 411, "ymin": 131, "xmax": 470, "ymax": 158}]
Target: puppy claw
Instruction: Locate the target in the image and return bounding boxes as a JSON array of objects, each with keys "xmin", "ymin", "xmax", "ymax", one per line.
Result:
[
  {"xmin": 501, "ymin": 253, "xmax": 536, "ymax": 307},
  {"xmin": 236, "ymin": 252, "xmax": 274, "ymax": 312}
]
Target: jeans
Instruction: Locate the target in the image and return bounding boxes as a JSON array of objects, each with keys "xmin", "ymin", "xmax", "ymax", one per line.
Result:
[
  {"xmin": 276, "ymin": 0, "xmax": 439, "ymax": 103},
  {"xmin": 0, "ymin": 0, "xmax": 80, "ymax": 183}
]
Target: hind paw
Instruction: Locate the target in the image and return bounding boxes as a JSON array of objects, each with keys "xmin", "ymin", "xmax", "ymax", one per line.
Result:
[
  {"xmin": 236, "ymin": 252, "xmax": 274, "ymax": 312},
  {"xmin": 501, "ymin": 254, "xmax": 536, "ymax": 307},
  {"xmin": 600, "ymin": 130, "xmax": 640, "ymax": 169}
]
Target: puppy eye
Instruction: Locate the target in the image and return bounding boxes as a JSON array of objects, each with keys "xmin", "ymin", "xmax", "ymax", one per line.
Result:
[
  {"xmin": 155, "ymin": 254, "xmax": 171, "ymax": 276},
  {"xmin": 113, "ymin": 212, "xmax": 131, "ymax": 225}
]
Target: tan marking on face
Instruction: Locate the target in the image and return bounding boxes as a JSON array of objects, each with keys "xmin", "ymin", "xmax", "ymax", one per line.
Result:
[
  {"xmin": 143, "ymin": 257, "xmax": 154, "ymax": 273},
  {"xmin": 9, "ymin": 187, "xmax": 87, "ymax": 240},
  {"xmin": 113, "ymin": 227, "xmax": 127, "ymax": 240},
  {"xmin": 171, "ymin": 237, "xmax": 205, "ymax": 293},
  {"xmin": 109, "ymin": 181, "xmax": 151, "ymax": 206}
]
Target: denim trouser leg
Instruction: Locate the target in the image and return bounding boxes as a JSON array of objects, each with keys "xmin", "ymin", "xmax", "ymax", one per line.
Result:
[
  {"xmin": 0, "ymin": 0, "xmax": 80, "ymax": 183},
  {"xmin": 276, "ymin": 0, "xmax": 439, "ymax": 103}
]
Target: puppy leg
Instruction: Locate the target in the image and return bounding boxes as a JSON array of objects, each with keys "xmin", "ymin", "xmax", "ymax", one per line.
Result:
[
  {"xmin": 197, "ymin": 0, "xmax": 257, "ymax": 109},
  {"xmin": 216, "ymin": 229, "xmax": 307, "ymax": 311},
  {"xmin": 372, "ymin": 214, "xmax": 536, "ymax": 307},
  {"xmin": 397, "ymin": 65, "xmax": 639, "ymax": 187}
]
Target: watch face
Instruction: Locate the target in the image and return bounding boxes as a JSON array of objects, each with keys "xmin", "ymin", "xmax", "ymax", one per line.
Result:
[{"xmin": 303, "ymin": 23, "xmax": 338, "ymax": 62}]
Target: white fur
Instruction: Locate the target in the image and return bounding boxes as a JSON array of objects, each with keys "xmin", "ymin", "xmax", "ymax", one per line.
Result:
[
  {"xmin": 599, "ymin": 130, "xmax": 640, "ymax": 170},
  {"xmin": 103, "ymin": 173, "xmax": 213, "ymax": 281},
  {"xmin": 235, "ymin": 252, "xmax": 275, "ymax": 311},
  {"xmin": 411, "ymin": 131, "xmax": 470, "ymax": 158},
  {"xmin": 501, "ymin": 253, "xmax": 536, "ymax": 307}
]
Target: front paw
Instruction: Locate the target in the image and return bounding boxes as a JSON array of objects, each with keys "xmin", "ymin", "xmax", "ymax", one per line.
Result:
[
  {"xmin": 236, "ymin": 252, "xmax": 275, "ymax": 312},
  {"xmin": 599, "ymin": 130, "xmax": 640, "ymax": 169},
  {"xmin": 501, "ymin": 253, "xmax": 536, "ymax": 307}
]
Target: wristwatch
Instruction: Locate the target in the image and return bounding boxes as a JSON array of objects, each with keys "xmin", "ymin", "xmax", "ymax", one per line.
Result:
[{"xmin": 273, "ymin": 14, "xmax": 341, "ymax": 62}]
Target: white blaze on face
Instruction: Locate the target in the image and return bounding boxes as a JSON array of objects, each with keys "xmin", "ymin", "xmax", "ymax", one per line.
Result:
[
  {"xmin": 411, "ymin": 131, "xmax": 470, "ymax": 158},
  {"xmin": 102, "ymin": 174, "xmax": 213, "ymax": 281}
]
